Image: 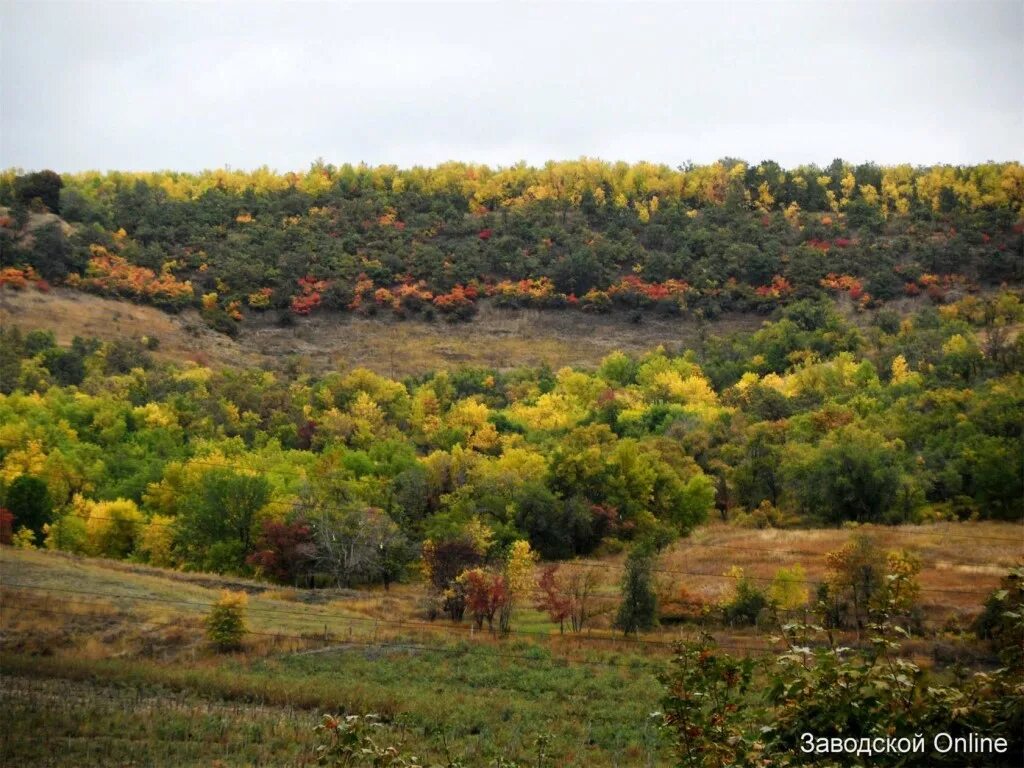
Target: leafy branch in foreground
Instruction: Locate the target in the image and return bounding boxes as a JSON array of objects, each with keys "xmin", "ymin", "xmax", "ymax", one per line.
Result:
[
  {"xmin": 314, "ymin": 713, "xmax": 554, "ymax": 768},
  {"xmin": 660, "ymin": 566, "xmax": 1024, "ymax": 767}
]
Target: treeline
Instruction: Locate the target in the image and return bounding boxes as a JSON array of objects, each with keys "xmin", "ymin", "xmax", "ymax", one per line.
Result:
[
  {"xmin": 0, "ymin": 160, "xmax": 1021, "ymax": 330},
  {"xmin": 0, "ymin": 294, "xmax": 1021, "ymax": 584}
]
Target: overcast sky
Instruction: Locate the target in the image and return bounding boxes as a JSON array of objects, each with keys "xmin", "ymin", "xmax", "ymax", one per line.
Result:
[{"xmin": 2, "ymin": 1, "xmax": 1021, "ymax": 173}]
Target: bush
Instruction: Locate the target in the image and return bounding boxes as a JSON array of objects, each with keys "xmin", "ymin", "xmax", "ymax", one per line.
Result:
[
  {"xmin": 205, "ymin": 591, "xmax": 247, "ymax": 652},
  {"xmin": 662, "ymin": 570, "xmax": 1024, "ymax": 767},
  {"xmin": 314, "ymin": 713, "xmax": 414, "ymax": 767},
  {"xmin": 0, "ymin": 508, "xmax": 13, "ymax": 545},
  {"xmin": 720, "ymin": 567, "xmax": 771, "ymax": 627},
  {"xmin": 43, "ymin": 514, "xmax": 88, "ymax": 553},
  {"xmin": 14, "ymin": 170, "xmax": 62, "ymax": 214},
  {"xmin": 974, "ymin": 566, "xmax": 1024, "ymax": 654},
  {"xmin": 11, "ymin": 526, "xmax": 36, "ymax": 549}
]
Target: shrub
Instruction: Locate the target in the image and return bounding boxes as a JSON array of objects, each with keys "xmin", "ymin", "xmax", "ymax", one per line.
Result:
[
  {"xmin": 662, "ymin": 570, "xmax": 1024, "ymax": 767},
  {"xmin": 459, "ymin": 567, "xmax": 508, "ymax": 630},
  {"xmin": 768, "ymin": 565, "xmax": 809, "ymax": 613},
  {"xmin": 974, "ymin": 566, "xmax": 1024, "ymax": 655},
  {"xmin": 720, "ymin": 566, "xmax": 771, "ymax": 627},
  {"xmin": 0, "ymin": 508, "xmax": 13, "ymax": 545},
  {"xmin": 314, "ymin": 713, "xmax": 414, "ymax": 767},
  {"xmin": 5, "ymin": 475, "xmax": 53, "ymax": 537},
  {"xmin": 11, "ymin": 526, "xmax": 36, "ymax": 549},
  {"xmin": 14, "ymin": 170, "xmax": 62, "ymax": 213},
  {"xmin": 43, "ymin": 514, "xmax": 88, "ymax": 554},
  {"xmin": 205, "ymin": 591, "xmax": 248, "ymax": 652}
]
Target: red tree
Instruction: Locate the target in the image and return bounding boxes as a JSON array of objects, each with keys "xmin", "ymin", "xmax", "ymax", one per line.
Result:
[
  {"xmin": 246, "ymin": 519, "xmax": 317, "ymax": 585},
  {"xmin": 461, "ymin": 568, "xmax": 508, "ymax": 630},
  {"xmin": 536, "ymin": 565, "xmax": 571, "ymax": 633}
]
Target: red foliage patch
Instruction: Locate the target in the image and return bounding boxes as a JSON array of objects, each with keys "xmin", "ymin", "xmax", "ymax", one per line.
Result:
[
  {"xmin": 755, "ymin": 275, "xmax": 794, "ymax": 299},
  {"xmin": 433, "ymin": 284, "xmax": 477, "ymax": 313},
  {"xmin": 290, "ymin": 275, "xmax": 331, "ymax": 315},
  {"xmin": 0, "ymin": 508, "xmax": 13, "ymax": 545}
]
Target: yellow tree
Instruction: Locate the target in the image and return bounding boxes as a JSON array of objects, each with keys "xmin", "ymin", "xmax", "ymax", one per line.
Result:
[
  {"xmin": 499, "ymin": 539, "xmax": 537, "ymax": 632},
  {"xmin": 769, "ymin": 565, "xmax": 809, "ymax": 613}
]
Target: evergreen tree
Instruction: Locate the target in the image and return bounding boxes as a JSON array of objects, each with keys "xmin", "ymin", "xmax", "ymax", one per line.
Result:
[{"xmin": 615, "ymin": 546, "xmax": 658, "ymax": 635}]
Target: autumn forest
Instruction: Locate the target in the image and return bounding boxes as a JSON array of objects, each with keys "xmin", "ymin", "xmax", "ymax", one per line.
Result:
[{"xmin": 1, "ymin": 159, "xmax": 1022, "ymax": 767}]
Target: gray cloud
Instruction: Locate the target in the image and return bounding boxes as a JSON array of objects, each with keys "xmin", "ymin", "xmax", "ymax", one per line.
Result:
[{"xmin": 2, "ymin": 0, "xmax": 1021, "ymax": 172}]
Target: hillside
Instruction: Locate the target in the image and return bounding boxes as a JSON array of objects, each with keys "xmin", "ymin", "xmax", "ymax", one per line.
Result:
[
  {"xmin": 2, "ymin": 163, "xmax": 1021, "ymax": 339},
  {"xmin": 3, "ymin": 521, "xmax": 1020, "ymax": 766},
  {"xmin": 0, "ymin": 284, "xmax": 765, "ymax": 376},
  {"xmin": 2, "ymin": 162, "xmax": 1023, "ymax": 768}
]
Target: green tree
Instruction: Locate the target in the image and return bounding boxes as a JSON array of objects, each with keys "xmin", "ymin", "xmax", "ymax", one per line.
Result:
[
  {"xmin": 5, "ymin": 475, "xmax": 53, "ymax": 537},
  {"xmin": 28, "ymin": 222, "xmax": 79, "ymax": 280},
  {"xmin": 14, "ymin": 170, "xmax": 63, "ymax": 213},
  {"xmin": 792, "ymin": 425, "xmax": 906, "ymax": 524},
  {"xmin": 176, "ymin": 469, "xmax": 269, "ymax": 572},
  {"xmin": 615, "ymin": 546, "xmax": 658, "ymax": 635}
]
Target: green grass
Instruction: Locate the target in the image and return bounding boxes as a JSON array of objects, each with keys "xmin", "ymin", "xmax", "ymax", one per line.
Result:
[
  {"xmin": 1, "ymin": 645, "xmax": 667, "ymax": 766},
  {"xmin": 1, "ymin": 673, "xmax": 317, "ymax": 767},
  {"xmin": 2, "ymin": 548, "xmax": 670, "ymax": 765}
]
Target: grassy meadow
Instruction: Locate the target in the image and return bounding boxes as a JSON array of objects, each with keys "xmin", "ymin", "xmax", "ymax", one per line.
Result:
[{"xmin": 3, "ymin": 521, "xmax": 1021, "ymax": 766}]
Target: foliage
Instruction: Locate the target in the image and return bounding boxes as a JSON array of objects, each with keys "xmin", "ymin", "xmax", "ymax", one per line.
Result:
[
  {"xmin": 975, "ymin": 566, "xmax": 1024, "ymax": 654},
  {"xmin": 660, "ymin": 635, "xmax": 757, "ymax": 768},
  {"xmin": 311, "ymin": 506, "xmax": 410, "ymax": 588},
  {"xmin": 4, "ymin": 474, "xmax": 52, "ymax": 536},
  {"xmin": 459, "ymin": 567, "xmax": 508, "ymax": 631},
  {"xmin": 314, "ymin": 713, "xmax": 421, "ymax": 767},
  {"xmin": 13, "ymin": 170, "xmax": 62, "ymax": 213},
  {"xmin": 0, "ymin": 507, "xmax": 13, "ymax": 544},
  {"xmin": 246, "ymin": 518, "xmax": 317, "ymax": 585},
  {"xmin": 0, "ymin": 290, "xmax": 1019, "ymax": 587},
  {"xmin": 175, "ymin": 469, "xmax": 270, "ymax": 573},
  {"xmin": 499, "ymin": 539, "xmax": 537, "ymax": 632},
  {"xmin": 661, "ymin": 567, "xmax": 1024, "ymax": 767},
  {"xmin": 11, "ymin": 525, "xmax": 37, "ymax": 549},
  {"xmin": 615, "ymin": 546, "xmax": 658, "ymax": 635},
  {"xmin": 769, "ymin": 565, "xmax": 810, "ymax": 612},
  {"xmin": 818, "ymin": 536, "xmax": 922, "ymax": 635},
  {"xmin": 80, "ymin": 497, "xmax": 145, "ymax": 558},
  {"xmin": 4, "ymin": 161, "xmax": 1022, "ymax": 330},
  {"xmin": 204, "ymin": 591, "xmax": 248, "ymax": 652},
  {"xmin": 138, "ymin": 513, "xmax": 176, "ymax": 567},
  {"xmin": 536, "ymin": 562, "xmax": 602, "ymax": 633},
  {"xmin": 720, "ymin": 566, "xmax": 771, "ymax": 627}
]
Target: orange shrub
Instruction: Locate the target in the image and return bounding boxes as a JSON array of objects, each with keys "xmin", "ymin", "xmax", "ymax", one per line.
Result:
[{"xmin": 77, "ymin": 246, "xmax": 194, "ymax": 306}]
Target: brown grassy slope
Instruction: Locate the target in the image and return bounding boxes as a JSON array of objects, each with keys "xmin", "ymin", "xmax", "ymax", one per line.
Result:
[
  {"xmin": 2, "ymin": 521, "xmax": 1020, "ymax": 666},
  {"xmin": 0, "ymin": 287, "xmax": 261, "ymax": 368},
  {"xmin": 0, "ymin": 285, "xmax": 763, "ymax": 376},
  {"xmin": 656, "ymin": 522, "xmax": 1024, "ymax": 615}
]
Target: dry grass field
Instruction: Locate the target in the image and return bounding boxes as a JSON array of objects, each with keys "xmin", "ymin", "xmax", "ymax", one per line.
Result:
[
  {"xmin": 0, "ymin": 286, "xmax": 763, "ymax": 376},
  {"xmin": 658, "ymin": 522, "xmax": 1023, "ymax": 612},
  {"xmin": 3, "ymin": 521, "xmax": 1019, "ymax": 655}
]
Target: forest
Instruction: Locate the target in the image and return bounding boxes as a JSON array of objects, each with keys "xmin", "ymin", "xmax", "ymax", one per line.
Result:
[
  {"xmin": 1, "ymin": 289, "xmax": 1021, "ymax": 582},
  {"xmin": 1, "ymin": 160, "xmax": 1022, "ymax": 331}
]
